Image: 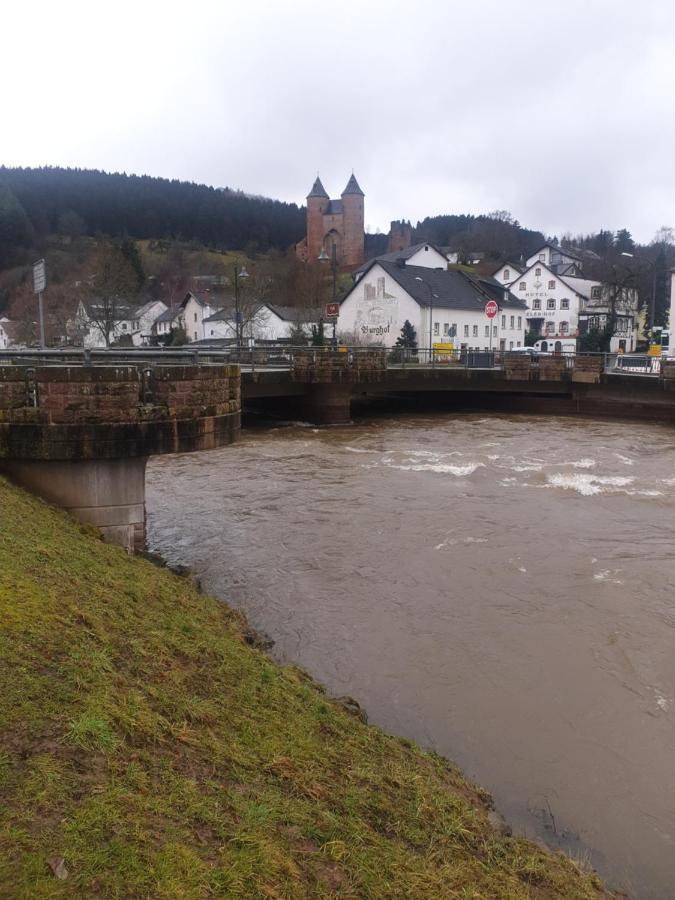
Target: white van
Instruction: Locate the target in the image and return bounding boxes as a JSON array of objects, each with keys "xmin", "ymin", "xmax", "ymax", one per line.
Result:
[{"xmin": 534, "ymin": 338, "xmax": 577, "ymax": 354}]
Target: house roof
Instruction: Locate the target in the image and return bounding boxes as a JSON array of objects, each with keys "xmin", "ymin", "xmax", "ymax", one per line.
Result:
[
  {"xmin": 348, "ymin": 260, "xmax": 527, "ymax": 311},
  {"xmin": 342, "ymin": 174, "xmax": 364, "ymax": 196},
  {"xmin": 307, "ymin": 177, "xmax": 329, "ymax": 199},
  {"xmin": 266, "ymin": 304, "xmax": 322, "ymax": 323},
  {"xmin": 155, "ymin": 306, "xmax": 183, "ymax": 324},
  {"xmin": 493, "ymin": 261, "xmax": 524, "ymax": 276},
  {"xmin": 181, "ymin": 291, "xmax": 215, "ymax": 309},
  {"xmin": 135, "ymin": 299, "xmax": 166, "ymax": 318},
  {"xmin": 80, "ymin": 298, "xmax": 136, "ymax": 321},
  {"xmin": 355, "ymin": 242, "xmax": 447, "ymax": 275},
  {"xmin": 530, "ymin": 242, "xmax": 583, "ymax": 262}
]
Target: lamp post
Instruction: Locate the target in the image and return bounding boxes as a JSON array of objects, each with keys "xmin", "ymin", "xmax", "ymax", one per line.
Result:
[
  {"xmin": 232, "ymin": 261, "xmax": 249, "ymax": 350},
  {"xmin": 318, "ymin": 245, "xmax": 339, "ymax": 350},
  {"xmin": 415, "ymin": 275, "xmax": 436, "ymax": 363}
]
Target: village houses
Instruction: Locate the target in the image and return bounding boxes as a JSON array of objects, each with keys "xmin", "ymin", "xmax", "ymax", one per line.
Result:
[{"xmin": 492, "ymin": 243, "xmax": 640, "ymax": 352}]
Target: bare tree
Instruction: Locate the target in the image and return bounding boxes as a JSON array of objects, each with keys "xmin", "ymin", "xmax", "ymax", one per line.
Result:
[{"xmin": 86, "ymin": 246, "xmax": 140, "ymax": 347}]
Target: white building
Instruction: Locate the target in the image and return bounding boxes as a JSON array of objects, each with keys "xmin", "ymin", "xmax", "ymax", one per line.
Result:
[
  {"xmin": 154, "ymin": 306, "xmax": 184, "ymax": 340},
  {"xmin": 180, "ymin": 291, "xmax": 219, "ymax": 343},
  {"xmin": 202, "ymin": 304, "xmax": 322, "ymax": 342},
  {"xmin": 72, "ymin": 299, "xmax": 140, "ymax": 348},
  {"xmin": 353, "ymin": 242, "xmax": 448, "ymax": 281},
  {"xmin": 134, "ymin": 300, "xmax": 167, "ymax": 345},
  {"xmin": 339, "ymin": 259, "xmax": 527, "ymax": 352},
  {"xmin": 0, "ymin": 317, "xmax": 14, "ymax": 349},
  {"xmin": 505, "ymin": 259, "xmax": 638, "ymax": 352}
]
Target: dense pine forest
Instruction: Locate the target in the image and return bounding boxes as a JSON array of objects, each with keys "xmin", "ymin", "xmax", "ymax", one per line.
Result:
[{"xmin": 0, "ymin": 166, "xmax": 306, "ymax": 268}]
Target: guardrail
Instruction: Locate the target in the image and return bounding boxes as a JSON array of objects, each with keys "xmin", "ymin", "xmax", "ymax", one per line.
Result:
[{"xmin": 0, "ymin": 346, "xmax": 667, "ymax": 377}]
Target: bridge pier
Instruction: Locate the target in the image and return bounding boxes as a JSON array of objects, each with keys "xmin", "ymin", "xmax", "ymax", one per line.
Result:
[
  {"xmin": 301, "ymin": 384, "xmax": 352, "ymax": 425},
  {"xmin": 0, "ymin": 457, "xmax": 148, "ymax": 553},
  {"xmin": 0, "ymin": 364, "xmax": 241, "ymax": 553}
]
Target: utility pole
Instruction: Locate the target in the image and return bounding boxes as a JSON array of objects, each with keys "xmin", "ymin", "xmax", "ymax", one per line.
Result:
[{"xmin": 232, "ymin": 261, "xmax": 249, "ymax": 350}]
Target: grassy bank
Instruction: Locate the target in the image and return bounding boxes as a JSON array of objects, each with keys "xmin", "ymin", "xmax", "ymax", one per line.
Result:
[{"xmin": 0, "ymin": 477, "xmax": 616, "ymax": 898}]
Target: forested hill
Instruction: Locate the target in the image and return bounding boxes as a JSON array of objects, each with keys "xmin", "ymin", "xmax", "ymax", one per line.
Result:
[
  {"xmin": 0, "ymin": 166, "xmax": 306, "ymax": 257},
  {"xmin": 414, "ymin": 213, "xmax": 546, "ymax": 263}
]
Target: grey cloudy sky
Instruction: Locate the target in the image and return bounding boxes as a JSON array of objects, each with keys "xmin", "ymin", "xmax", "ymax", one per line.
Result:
[{"xmin": 4, "ymin": 0, "xmax": 674, "ymax": 242}]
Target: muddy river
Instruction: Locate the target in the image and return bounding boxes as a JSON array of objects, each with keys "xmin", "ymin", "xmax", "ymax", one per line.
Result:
[{"xmin": 147, "ymin": 413, "xmax": 675, "ymax": 898}]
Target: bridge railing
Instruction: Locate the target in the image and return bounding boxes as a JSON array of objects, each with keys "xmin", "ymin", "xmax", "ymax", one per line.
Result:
[{"xmin": 0, "ymin": 346, "xmax": 666, "ymax": 378}]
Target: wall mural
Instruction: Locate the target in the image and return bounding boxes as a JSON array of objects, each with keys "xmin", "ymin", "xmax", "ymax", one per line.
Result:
[{"xmin": 354, "ymin": 277, "xmax": 399, "ymax": 338}]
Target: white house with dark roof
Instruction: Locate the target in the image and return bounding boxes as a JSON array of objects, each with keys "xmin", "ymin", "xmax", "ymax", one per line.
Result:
[
  {"xmin": 339, "ymin": 259, "xmax": 527, "ymax": 352},
  {"xmin": 492, "ymin": 261, "xmax": 524, "ymax": 285},
  {"xmin": 0, "ymin": 317, "xmax": 15, "ymax": 349},
  {"xmin": 203, "ymin": 304, "xmax": 322, "ymax": 342},
  {"xmin": 354, "ymin": 242, "xmax": 447, "ymax": 281},
  {"xmin": 180, "ymin": 291, "xmax": 219, "ymax": 342},
  {"xmin": 154, "ymin": 305, "xmax": 184, "ymax": 340},
  {"xmin": 509, "ymin": 260, "xmax": 638, "ymax": 351}
]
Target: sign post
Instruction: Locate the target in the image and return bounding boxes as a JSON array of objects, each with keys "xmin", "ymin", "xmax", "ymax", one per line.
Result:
[
  {"xmin": 485, "ymin": 299, "xmax": 498, "ymax": 354},
  {"xmin": 33, "ymin": 259, "xmax": 47, "ymax": 349},
  {"xmin": 325, "ymin": 302, "xmax": 340, "ymax": 350}
]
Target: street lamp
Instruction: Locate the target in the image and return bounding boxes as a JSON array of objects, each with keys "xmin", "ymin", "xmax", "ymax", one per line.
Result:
[
  {"xmin": 415, "ymin": 275, "xmax": 437, "ymax": 363},
  {"xmin": 318, "ymin": 245, "xmax": 339, "ymax": 349},
  {"xmin": 232, "ymin": 261, "xmax": 249, "ymax": 350}
]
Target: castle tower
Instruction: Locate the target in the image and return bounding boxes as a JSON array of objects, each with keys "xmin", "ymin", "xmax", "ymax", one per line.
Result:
[
  {"xmin": 388, "ymin": 220, "xmax": 412, "ymax": 254},
  {"xmin": 306, "ymin": 176, "xmax": 329, "ymax": 263},
  {"xmin": 340, "ymin": 174, "xmax": 365, "ymax": 268}
]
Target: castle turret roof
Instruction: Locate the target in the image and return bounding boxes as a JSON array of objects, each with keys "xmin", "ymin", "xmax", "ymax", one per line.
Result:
[
  {"xmin": 307, "ymin": 176, "xmax": 329, "ymax": 199},
  {"xmin": 341, "ymin": 173, "xmax": 364, "ymax": 196}
]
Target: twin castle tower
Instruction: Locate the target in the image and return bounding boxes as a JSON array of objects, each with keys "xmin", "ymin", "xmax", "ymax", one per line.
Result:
[
  {"xmin": 295, "ymin": 174, "xmax": 365, "ymax": 268},
  {"xmin": 295, "ymin": 173, "xmax": 413, "ymax": 270}
]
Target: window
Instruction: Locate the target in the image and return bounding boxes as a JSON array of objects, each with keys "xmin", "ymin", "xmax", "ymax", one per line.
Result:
[
  {"xmin": 547, "ymin": 298, "xmax": 556, "ymax": 310},
  {"xmin": 517, "ymin": 341, "xmax": 521, "ymax": 347},
  {"xmin": 485, "ymin": 325, "xmax": 490, "ymax": 337},
  {"xmin": 121, "ymin": 323, "xmax": 127, "ymax": 331},
  {"xmin": 493, "ymin": 325, "xmax": 497, "ymax": 337},
  {"xmin": 510, "ymin": 315, "xmax": 515, "ymax": 329},
  {"xmin": 517, "ymin": 316, "xmax": 522, "ymax": 329},
  {"xmin": 194, "ymin": 313, "xmax": 198, "ymax": 323},
  {"xmin": 472, "ymin": 324, "xmax": 478, "ymax": 337},
  {"xmin": 452, "ymin": 323, "xmax": 457, "ymax": 336},
  {"xmin": 443, "ymin": 323, "xmax": 449, "ymax": 336},
  {"xmin": 501, "ymin": 315, "xmax": 506, "ymax": 328},
  {"xmin": 546, "ymin": 321, "xmax": 555, "ymax": 335},
  {"xmin": 548, "ymin": 280, "xmax": 556, "ymax": 289},
  {"xmin": 535, "ymin": 267, "xmax": 542, "ymax": 276},
  {"xmin": 560, "ymin": 322, "xmax": 569, "ymax": 334},
  {"xmin": 503, "ymin": 268, "xmax": 510, "ymax": 281},
  {"xmin": 519, "ymin": 282, "xmax": 526, "ymax": 291},
  {"xmin": 194, "ymin": 331, "xmax": 198, "ymax": 340},
  {"xmin": 434, "ymin": 322, "xmax": 440, "ymax": 335},
  {"xmin": 464, "ymin": 324, "xmax": 469, "ymax": 337},
  {"xmin": 377, "ymin": 276, "xmax": 385, "ymax": 297},
  {"xmin": 509, "ymin": 341, "xmax": 514, "ymax": 349},
  {"xmin": 533, "ymin": 298, "xmax": 541, "ymax": 310},
  {"xmin": 210, "ymin": 330, "xmax": 214, "ymax": 336},
  {"xmin": 591, "ymin": 286, "xmax": 601, "ymax": 299},
  {"xmin": 539, "ymin": 253, "xmax": 545, "ymax": 262},
  {"xmin": 561, "ymin": 298, "xmax": 569, "ymax": 309}
]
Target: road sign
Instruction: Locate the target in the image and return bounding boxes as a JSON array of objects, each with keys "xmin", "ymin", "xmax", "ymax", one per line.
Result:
[
  {"xmin": 33, "ymin": 259, "xmax": 46, "ymax": 294},
  {"xmin": 485, "ymin": 299, "xmax": 498, "ymax": 319},
  {"xmin": 325, "ymin": 302, "xmax": 340, "ymax": 319}
]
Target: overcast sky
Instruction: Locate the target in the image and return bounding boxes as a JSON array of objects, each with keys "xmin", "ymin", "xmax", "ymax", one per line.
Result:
[{"xmin": 3, "ymin": 0, "xmax": 674, "ymax": 242}]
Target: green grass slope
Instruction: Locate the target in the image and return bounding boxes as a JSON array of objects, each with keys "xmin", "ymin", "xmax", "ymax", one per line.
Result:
[{"xmin": 0, "ymin": 477, "xmax": 616, "ymax": 899}]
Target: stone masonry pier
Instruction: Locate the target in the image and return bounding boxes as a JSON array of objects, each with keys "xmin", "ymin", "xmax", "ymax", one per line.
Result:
[{"xmin": 0, "ymin": 365, "xmax": 240, "ymax": 552}]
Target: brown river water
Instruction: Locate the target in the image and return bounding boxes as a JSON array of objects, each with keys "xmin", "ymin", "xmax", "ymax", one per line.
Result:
[{"xmin": 146, "ymin": 413, "xmax": 675, "ymax": 899}]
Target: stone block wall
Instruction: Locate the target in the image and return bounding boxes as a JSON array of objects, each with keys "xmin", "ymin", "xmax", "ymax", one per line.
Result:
[
  {"xmin": 0, "ymin": 365, "xmax": 240, "ymax": 426},
  {"xmin": 504, "ymin": 357, "xmax": 531, "ymax": 380},
  {"xmin": 538, "ymin": 357, "xmax": 568, "ymax": 381},
  {"xmin": 572, "ymin": 356, "xmax": 603, "ymax": 384},
  {"xmin": 291, "ymin": 350, "xmax": 386, "ymax": 385}
]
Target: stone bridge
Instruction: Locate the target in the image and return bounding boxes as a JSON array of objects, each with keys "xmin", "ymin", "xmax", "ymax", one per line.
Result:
[{"xmin": 2, "ymin": 350, "xmax": 675, "ymax": 552}]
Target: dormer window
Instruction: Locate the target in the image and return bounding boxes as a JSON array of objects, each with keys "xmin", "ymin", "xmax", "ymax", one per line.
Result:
[
  {"xmin": 591, "ymin": 286, "xmax": 601, "ymax": 299},
  {"xmin": 539, "ymin": 253, "xmax": 546, "ymax": 262}
]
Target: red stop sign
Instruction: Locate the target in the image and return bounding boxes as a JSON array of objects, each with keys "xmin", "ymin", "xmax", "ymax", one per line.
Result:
[{"xmin": 485, "ymin": 300, "xmax": 499, "ymax": 319}]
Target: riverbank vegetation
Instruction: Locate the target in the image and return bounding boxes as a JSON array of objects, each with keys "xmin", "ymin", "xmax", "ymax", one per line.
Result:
[{"xmin": 0, "ymin": 476, "xmax": 618, "ymax": 898}]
